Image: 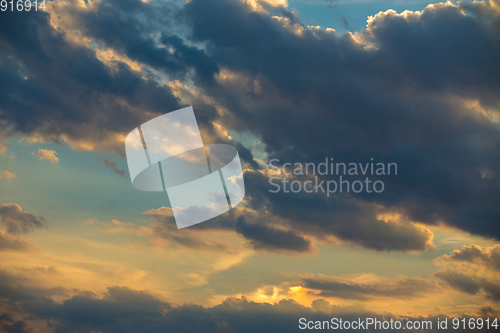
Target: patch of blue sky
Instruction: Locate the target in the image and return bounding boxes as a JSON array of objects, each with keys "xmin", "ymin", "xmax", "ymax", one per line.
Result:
[
  {"xmin": 0, "ymin": 138, "xmax": 169, "ymax": 231},
  {"xmin": 288, "ymin": 0, "xmax": 474, "ymax": 34}
]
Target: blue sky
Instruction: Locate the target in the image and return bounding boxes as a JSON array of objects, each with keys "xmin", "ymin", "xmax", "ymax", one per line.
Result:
[{"xmin": 289, "ymin": 0, "xmax": 474, "ymax": 33}]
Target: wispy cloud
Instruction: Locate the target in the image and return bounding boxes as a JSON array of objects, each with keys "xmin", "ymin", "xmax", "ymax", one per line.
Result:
[
  {"xmin": 0, "ymin": 170, "xmax": 15, "ymax": 182},
  {"xmin": 0, "ymin": 230, "xmax": 35, "ymax": 252},
  {"xmin": 99, "ymin": 157, "xmax": 125, "ymax": 175},
  {"xmin": 0, "ymin": 141, "xmax": 7, "ymax": 155},
  {"xmin": 301, "ymin": 274, "xmax": 440, "ymax": 300}
]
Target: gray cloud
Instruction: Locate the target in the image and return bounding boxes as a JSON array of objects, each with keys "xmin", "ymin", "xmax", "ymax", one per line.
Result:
[
  {"xmin": 146, "ymin": 215, "xmax": 233, "ymax": 253},
  {"xmin": 302, "ymin": 275, "xmax": 439, "ymax": 300},
  {"xmin": 145, "ymin": 209, "xmax": 316, "ymax": 254},
  {"xmin": 435, "ymin": 270, "xmax": 482, "ymax": 295},
  {"xmin": 75, "ymin": 0, "xmax": 220, "ymax": 86},
  {"xmin": 243, "ymin": 170, "xmax": 435, "ymax": 252},
  {"xmin": 235, "ymin": 216, "xmax": 314, "ymax": 253},
  {"xmin": 0, "ymin": 314, "xmax": 29, "ymax": 333},
  {"xmin": 144, "ymin": 172, "xmax": 434, "ymax": 253},
  {"xmin": 99, "ymin": 157, "xmax": 125, "ymax": 176},
  {"xmin": 0, "ymin": 9, "xmax": 183, "ymax": 154},
  {"xmin": 0, "ymin": 204, "xmax": 47, "ymax": 235},
  {"xmin": 435, "ymin": 269, "xmax": 500, "ymax": 302}
]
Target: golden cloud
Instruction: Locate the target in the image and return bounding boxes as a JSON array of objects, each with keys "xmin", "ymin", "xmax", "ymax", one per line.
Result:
[
  {"xmin": 33, "ymin": 148, "xmax": 59, "ymax": 164},
  {"xmin": 0, "ymin": 170, "xmax": 15, "ymax": 182}
]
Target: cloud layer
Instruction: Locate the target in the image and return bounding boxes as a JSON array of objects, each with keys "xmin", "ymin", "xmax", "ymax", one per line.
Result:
[{"xmin": 0, "ymin": 268, "xmax": 494, "ymax": 333}]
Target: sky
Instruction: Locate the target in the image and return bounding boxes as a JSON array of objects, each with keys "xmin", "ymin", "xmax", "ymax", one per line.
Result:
[{"xmin": 0, "ymin": 0, "xmax": 499, "ymax": 332}]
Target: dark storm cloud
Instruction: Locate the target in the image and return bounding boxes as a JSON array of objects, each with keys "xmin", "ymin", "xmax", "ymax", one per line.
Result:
[
  {"xmin": 0, "ymin": 1, "xmax": 251, "ymax": 159},
  {"xmin": 75, "ymin": 0, "xmax": 219, "ymax": 85},
  {"xmin": 0, "ymin": 8, "xmax": 182, "ymax": 153},
  {"xmin": 0, "ymin": 204, "xmax": 47, "ymax": 235},
  {"xmin": 179, "ymin": 0, "xmax": 500, "ymax": 243},
  {"xmin": 301, "ymin": 275, "xmax": 439, "ymax": 300},
  {"xmin": 233, "ymin": 141, "xmax": 261, "ymax": 169},
  {"xmin": 439, "ymin": 244, "xmax": 500, "ymax": 271}
]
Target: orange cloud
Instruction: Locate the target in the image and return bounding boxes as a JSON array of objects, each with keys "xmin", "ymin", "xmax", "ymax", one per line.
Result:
[
  {"xmin": 0, "ymin": 170, "xmax": 15, "ymax": 182},
  {"xmin": 142, "ymin": 206, "xmax": 173, "ymax": 216},
  {"xmin": 33, "ymin": 148, "xmax": 59, "ymax": 164},
  {"xmin": 0, "ymin": 230, "xmax": 35, "ymax": 252},
  {"xmin": 0, "ymin": 141, "xmax": 7, "ymax": 155},
  {"xmin": 436, "ymin": 244, "xmax": 500, "ymax": 271}
]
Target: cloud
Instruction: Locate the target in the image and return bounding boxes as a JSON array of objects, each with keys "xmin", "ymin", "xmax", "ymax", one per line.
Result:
[
  {"xmin": 0, "ymin": 170, "xmax": 15, "ymax": 182},
  {"xmin": 435, "ymin": 268, "xmax": 500, "ymax": 302},
  {"xmin": 100, "ymin": 219, "xmax": 136, "ymax": 234},
  {"xmin": 435, "ymin": 269, "xmax": 482, "ymax": 295},
  {"xmin": 140, "ymin": 206, "xmax": 316, "ymax": 254},
  {"xmin": 142, "ymin": 206, "xmax": 173, "ymax": 216},
  {"xmin": 140, "ymin": 215, "xmax": 233, "ymax": 253},
  {"xmin": 33, "ymin": 148, "xmax": 59, "ymax": 164},
  {"xmin": 0, "ymin": 8, "xmax": 183, "ymax": 155},
  {"xmin": 0, "ymin": 141, "xmax": 7, "ymax": 155},
  {"xmin": 142, "ymin": 193, "xmax": 433, "ymax": 253},
  {"xmin": 0, "ymin": 203, "xmax": 47, "ymax": 235},
  {"xmin": 48, "ymin": 286, "xmax": 171, "ymax": 327},
  {"xmin": 92, "ymin": 214, "xmax": 235, "ymax": 253},
  {"xmin": 75, "ymin": 0, "xmax": 220, "ymax": 86},
  {"xmin": 0, "ymin": 268, "xmax": 490, "ymax": 333},
  {"xmin": 0, "ymin": 315, "xmax": 29, "ymax": 333},
  {"xmin": 0, "ymin": 273, "xmax": 352, "ymax": 333},
  {"xmin": 1, "ymin": 0, "xmax": 499, "ymax": 253},
  {"xmin": 99, "ymin": 157, "xmax": 125, "ymax": 175},
  {"xmin": 178, "ymin": 0, "xmax": 500, "ymax": 245},
  {"xmin": 437, "ymin": 244, "xmax": 500, "ymax": 272},
  {"xmin": 242, "ymin": 170, "xmax": 435, "ymax": 252},
  {"xmin": 301, "ymin": 274, "xmax": 439, "ymax": 300},
  {"xmin": 434, "ymin": 243, "xmax": 500, "ymax": 303},
  {"xmin": 0, "ymin": 230, "xmax": 34, "ymax": 252},
  {"xmin": 235, "ymin": 216, "xmax": 314, "ymax": 253}
]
